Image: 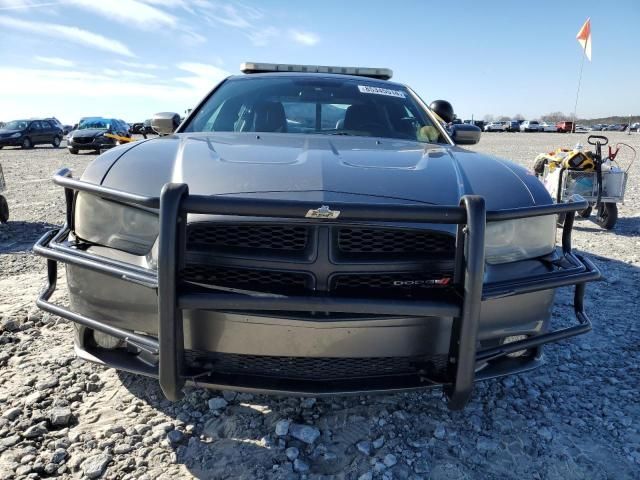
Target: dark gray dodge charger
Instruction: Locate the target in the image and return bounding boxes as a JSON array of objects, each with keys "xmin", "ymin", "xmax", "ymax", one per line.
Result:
[{"xmin": 35, "ymin": 62, "xmax": 600, "ymax": 409}]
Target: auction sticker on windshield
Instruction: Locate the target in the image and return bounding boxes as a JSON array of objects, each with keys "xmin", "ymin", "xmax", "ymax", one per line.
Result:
[{"xmin": 357, "ymin": 85, "xmax": 406, "ymax": 98}]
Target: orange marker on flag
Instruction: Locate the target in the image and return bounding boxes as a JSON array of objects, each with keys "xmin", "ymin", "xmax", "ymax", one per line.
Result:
[{"xmin": 576, "ymin": 18, "xmax": 591, "ymax": 61}]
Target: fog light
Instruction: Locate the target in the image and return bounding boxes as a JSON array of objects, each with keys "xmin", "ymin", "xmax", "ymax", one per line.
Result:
[
  {"xmin": 93, "ymin": 330, "xmax": 123, "ymax": 350},
  {"xmin": 503, "ymin": 335, "xmax": 528, "ymax": 358}
]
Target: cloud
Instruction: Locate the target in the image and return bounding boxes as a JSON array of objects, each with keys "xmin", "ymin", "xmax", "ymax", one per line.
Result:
[
  {"xmin": 35, "ymin": 56, "xmax": 75, "ymax": 67},
  {"xmin": 103, "ymin": 68, "xmax": 157, "ymax": 79},
  {"xmin": 139, "ymin": 0, "xmax": 193, "ymax": 11},
  {"xmin": 203, "ymin": 3, "xmax": 263, "ymax": 29},
  {"xmin": 0, "ymin": 16, "xmax": 135, "ymax": 56},
  {"xmin": 180, "ymin": 29, "xmax": 207, "ymax": 46},
  {"xmin": 289, "ymin": 29, "xmax": 319, "ymax": 46},
  {"xmin": 64, "ymin": 0, "xmax": 177, "ymax": 30},
  {"xmin": 0, "ymin": 66, "xmax": 190, "ymax": 100},
  {"xmin": 0, "ymin": 0, "xmax": 57, "ymax": 10},
  {"xmin": 246, "ymin": 27, "xmax": 279, "ymax": 47},
  {"xmin": 196, "ymin": 2, "xmax": 282, "ymax": 46},
  {"xmin": 117, "ymin": 60, "xmax": 164, "ymax": 70},
  {"xmin": 175, "ymin": 62, "xmax": 231, "ymax": 93}
]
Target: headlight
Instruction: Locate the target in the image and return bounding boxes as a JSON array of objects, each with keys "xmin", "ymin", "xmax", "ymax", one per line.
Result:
[
  {"xmin": 485, "ymin": 215, "xmax": 556, "ymax": 264},
  {"xmin": 74, "ymin": 192, "xmax": 158, "ymax": 255},
  {"xmin": 10, "ymin": 132, "xmax": 21, "ymax": 138}
]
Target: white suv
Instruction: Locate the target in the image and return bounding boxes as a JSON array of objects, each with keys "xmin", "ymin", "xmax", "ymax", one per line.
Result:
[
  {"xmin": 520, "ymin": 121, "xmax": 541, "ymax": 132},
  {"xmin": 484, "ymin": 121, "xmax": 507, "ymax": 132},
  {"xmin": 539, "ymin": 122, "xmax": 558, "ymax": 132}
]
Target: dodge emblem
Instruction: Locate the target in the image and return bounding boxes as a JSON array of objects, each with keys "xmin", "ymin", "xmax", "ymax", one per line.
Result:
[{"xmin": 305, "ymin": 205, "xmax": 340, "ymax": 219}]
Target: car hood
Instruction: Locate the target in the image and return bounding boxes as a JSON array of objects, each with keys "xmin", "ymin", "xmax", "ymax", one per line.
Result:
[
  {"xmin": 90, "ymin": 132, "xmax": 551, "ymax": 210},
  {"xmin": 0, "ymin": 129, "xmax": 23, "ymax": 135},
  {"xmin": 72, "ymin": 128, "xmax": 108, "ymax": 138}
]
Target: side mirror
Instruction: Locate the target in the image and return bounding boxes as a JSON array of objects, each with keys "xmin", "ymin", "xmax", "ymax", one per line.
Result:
[
  {"xmin": 151, "ymin": 112, "xmax": 181, "ymax": 136},
  {"xmin": 449, "ymin": 124, "xmax": 481, "ymax": 145}
]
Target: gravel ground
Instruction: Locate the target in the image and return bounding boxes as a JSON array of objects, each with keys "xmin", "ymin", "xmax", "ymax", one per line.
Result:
[{"xmin": 0, "ymin": 132, "xmax": 639, "ymax": 480}]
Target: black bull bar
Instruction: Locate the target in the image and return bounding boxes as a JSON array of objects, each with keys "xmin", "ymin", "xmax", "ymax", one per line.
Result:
[{"xmin": 34, "ymin": 168, "xmax": 600, "ymax": 410}]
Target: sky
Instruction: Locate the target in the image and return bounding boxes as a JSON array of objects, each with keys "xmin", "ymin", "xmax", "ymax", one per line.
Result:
[{"xmin": 0, "ymin": 0, "xmax": 638, "ymax": 124}]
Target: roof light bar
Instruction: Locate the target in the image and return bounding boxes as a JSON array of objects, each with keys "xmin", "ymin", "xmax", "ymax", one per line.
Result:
[{"xmin": 240, "ymin": 62, "xmax": 393, "ymax": 80}]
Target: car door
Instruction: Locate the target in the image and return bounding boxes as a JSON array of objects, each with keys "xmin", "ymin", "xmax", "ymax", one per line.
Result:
[
  {"xmin": 29, "ymin": 121, "xmax": 45, "ymax": 144},
  {"xmin": 41, "ymin": 120, "xmax": 56, "ymax": 143}
]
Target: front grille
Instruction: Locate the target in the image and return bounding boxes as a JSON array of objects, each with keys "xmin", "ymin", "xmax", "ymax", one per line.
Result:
[
  {"xmin": 182, "ymin": 264, "xmax": 310, "ymax": 295},
  {"xmin": 72, "ymin": 137, "xmax": 94, "ymax": 144},
  {"xmin": 187, "ymin": 223, "xmax": 309, "ymax": 252},
  {"xmin": 183, "ymin": 223, "xmax": 456, "ymax": 299},
  {"xmin": 184, "ymin": 352, "xmax": 449, "ymax": 381},
  {"xmin": 337, "ymin": 227, "xmax": 455, "ymax": 258}
]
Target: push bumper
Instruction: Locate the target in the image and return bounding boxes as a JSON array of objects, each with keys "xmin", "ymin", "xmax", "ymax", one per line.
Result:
[{"xmin": 34, "ymin": 168, "xmax": 600, "ymax": 410}]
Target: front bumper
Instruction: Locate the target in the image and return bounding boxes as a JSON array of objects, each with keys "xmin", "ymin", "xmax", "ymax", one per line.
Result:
[
  {"xmin": 68, "ymin": 138, "xmax": 115, "ymax": 150},
  {"xmin": 34, "ymin": 168, "xmax": 600, "ymax": 410},
  {"xmin": 0, "ymin": 137, "xmax": 22, "ymax": 146}
]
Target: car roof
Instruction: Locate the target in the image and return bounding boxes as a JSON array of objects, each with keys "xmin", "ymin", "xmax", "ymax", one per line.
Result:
[{"xmin": 227, "ymin": 71, "xmax": 406, "ymax": 89}]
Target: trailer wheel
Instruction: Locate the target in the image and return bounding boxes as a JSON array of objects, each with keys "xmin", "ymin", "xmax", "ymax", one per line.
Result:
[
  {"xmin": 0, "ymin": 195, "xmax": 9, "ymax": 223},
  {"xmin": 595, "ymin": 203, "xmax": 617, "ymax": 230}
]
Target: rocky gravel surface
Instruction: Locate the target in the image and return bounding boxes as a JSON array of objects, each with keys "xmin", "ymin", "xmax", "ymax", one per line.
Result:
[{"xmin": 1, "ymin": 132, "xmax": 639, "ymax": 479}]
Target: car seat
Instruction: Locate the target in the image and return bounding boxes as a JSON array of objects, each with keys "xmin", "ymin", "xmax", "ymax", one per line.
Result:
[{"xmin": 252, "ymin": 101, "xmax": 287, "ymax": 133}]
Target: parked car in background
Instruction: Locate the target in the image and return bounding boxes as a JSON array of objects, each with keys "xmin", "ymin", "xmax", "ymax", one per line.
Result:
[
  {"xmin": 505, "ymin": 120, "xmax": 520, "ymax": 132},
  {"xmin": 0, "ymin": 118, "xmax": 63, "ymax": 149},
  {"xmin": 539, "ymin": 122, "xmax": 558, "ymax": 133},
  {"xmin": 118, "ymin": 119, "xmax": 132, "ymax": 135},
  {"xmin": 630, "ymin": 122, "xmax": 640, "ymax": 132},
  {"xmin": 45, "ymin": 117, "xmax": 64, "ymax": 131},
  {"xmin": 484, "ymin": 121, "xmax": 507, "ymax": 132},
  {"xmin": 604, "ymin": 124, "xmax": 627, "ymax": 132},
  {"xmin": 574, "ymin": 125, "xmax": 589, "ymax": 133},
  {"xmin": 130, "ymin": 122, "xmax": 145, "ymax": 134},
  {"xmin": 67, "ymin": 117, "xmax": 131, "ymax": 154},
  {"xmin": 554, "ymin": 121, "xmax": 573, "ymax": 133},
  {"xmin": 519, "ymin": 120, "xmax": 541, "ymax": 132}
]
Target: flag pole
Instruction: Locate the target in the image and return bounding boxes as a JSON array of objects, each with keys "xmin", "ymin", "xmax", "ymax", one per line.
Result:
[{"xmin": 571, "ymin": 43, "xmax": 587, "ymax": 134}]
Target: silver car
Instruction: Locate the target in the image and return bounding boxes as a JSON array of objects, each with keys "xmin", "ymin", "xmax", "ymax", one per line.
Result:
[{"xmin": 35, "ymin": 62, "xmax": 599, "ymax": 410}]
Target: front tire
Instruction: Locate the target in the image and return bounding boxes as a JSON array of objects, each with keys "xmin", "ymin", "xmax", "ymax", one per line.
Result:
[
  {"xmin": 68, "ymin": 147, "xmax": 78, "ymax": 154},
  {"xmin": 21, "ymin": 137, "xmax": 33, "ymax": 149},
  {"xmin": 595, "ymin": 203, "xmax": 618, "ymax": 230},
  {"xmin": 0, "ymin": 195, "xmax": 9, "ymax": 224},
  {"xmin": 52, "ymin": 136, "xmax": 61, "ymax": 148}
]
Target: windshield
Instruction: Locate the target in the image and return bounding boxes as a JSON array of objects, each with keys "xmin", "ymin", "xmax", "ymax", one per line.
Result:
[
  {"xmin": 78, "ymin": 118, "xmax": 111, "ymax": 130},
  {"xmin": 4, "ymin": 120, "xmax": 29, "ymax": 130},
  {"xmin": 183, "ymin": 76, "xmax": 447, "ymax": 143}
]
